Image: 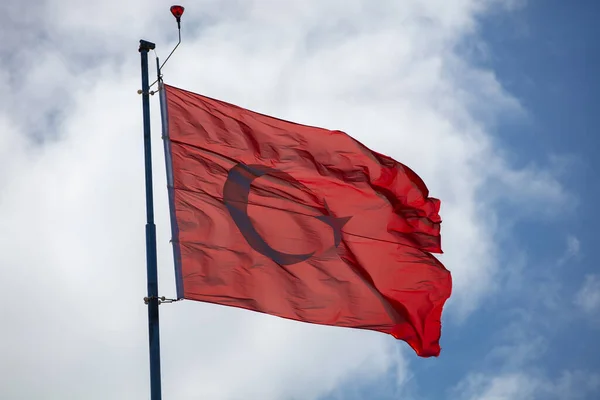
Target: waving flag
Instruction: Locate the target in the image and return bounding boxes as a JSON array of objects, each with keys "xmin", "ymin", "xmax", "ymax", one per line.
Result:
[{"xmin": 160, "ymin": 84, "xmax": 452, "ymax": 357}]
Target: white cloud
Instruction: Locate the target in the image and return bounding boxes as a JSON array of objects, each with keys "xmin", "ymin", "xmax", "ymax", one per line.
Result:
[
  {"xmin": 453, "ymin": 323, "xmax": 599, "ymax": 400},
  {"xmin": 454, "ymin": 266, "xmax": 599, "ymax": 400},
  {"xmin": 454, "ymin": 370, "xmax": 600, "ymax": 400},
  {"xmin": 575, "ymin": 274, "xmax": 600, "ymax": 317},
  {"xmin": 0, "ymin": 0, "xmax": 571, "ymax": 399},
  {"xmin": 558, "ymin": 234, "xmax": 581, "ymax": 265},
  {"xmin": 566, "ymin": 235, "xmax": 581, "ymax": 257}
]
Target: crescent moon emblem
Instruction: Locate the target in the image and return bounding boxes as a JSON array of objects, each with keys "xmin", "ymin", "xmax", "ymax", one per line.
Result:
[{"xmin": 223, "ymin": 163, "xmax": 350, "ymax": 265}]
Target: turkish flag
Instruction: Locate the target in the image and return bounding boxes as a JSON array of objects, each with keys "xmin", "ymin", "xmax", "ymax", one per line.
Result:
[{"xmin": 161, "ymin": 84, "xmax": 452, "ymax": 357}]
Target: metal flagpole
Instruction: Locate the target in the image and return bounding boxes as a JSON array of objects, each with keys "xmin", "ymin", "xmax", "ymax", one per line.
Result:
[
  {"xmin": 138, "ymin": 38, "xmax": 162, "ymax": 400},
  {"xmin": 137, "ymin": 6, "xmax": 185, "ymax": 399}
]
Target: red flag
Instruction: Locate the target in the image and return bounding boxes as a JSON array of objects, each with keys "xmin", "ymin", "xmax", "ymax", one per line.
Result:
[{"xmin": 161, "ymin": 84, "xmax": 452, "ymax": 357}]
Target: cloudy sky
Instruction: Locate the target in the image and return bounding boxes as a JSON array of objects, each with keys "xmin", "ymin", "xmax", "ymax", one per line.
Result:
[{"xmin": 1, "ymin": 0, "xmax": 598, "ymax": 399}]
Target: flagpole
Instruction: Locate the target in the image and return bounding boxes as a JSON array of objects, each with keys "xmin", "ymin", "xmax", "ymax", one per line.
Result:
[{"xmin": 139, "ymin": 38, "xmax": 162, "ymax": 400}]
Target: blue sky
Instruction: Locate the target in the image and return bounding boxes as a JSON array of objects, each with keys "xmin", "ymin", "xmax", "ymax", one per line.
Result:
[{"xmin": 0, "ymin": 1, "xmax": 598, "ymax": 399}]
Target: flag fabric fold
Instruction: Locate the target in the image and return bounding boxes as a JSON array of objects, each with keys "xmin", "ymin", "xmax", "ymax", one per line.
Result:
[{"xmin": 161, "ymin": 83, "xmax": 452, "ymax": 357}]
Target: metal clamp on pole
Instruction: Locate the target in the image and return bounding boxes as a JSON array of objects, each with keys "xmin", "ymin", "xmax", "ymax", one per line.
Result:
[
  {"xmin": 137, "ymin": 89, "xmax": 157, "ymax": 95},
  {"xmin": 144, "ymin": 296, "xmax": 181, "ymax": 305}
]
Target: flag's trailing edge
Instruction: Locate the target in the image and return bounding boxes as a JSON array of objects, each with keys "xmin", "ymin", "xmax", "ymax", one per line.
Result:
[{"xmin": 159, "ymin": 82, "xmax": 184, "ymax": 300}]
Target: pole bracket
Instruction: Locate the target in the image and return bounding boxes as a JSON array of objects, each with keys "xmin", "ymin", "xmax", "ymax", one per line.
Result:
[
  {"xmin": 137, "ymin": 89, "xmax": 157, "ymax": 95},
  {"xmin": 144, "ymin": 296, "xmax": 180, "ymax": 305}
]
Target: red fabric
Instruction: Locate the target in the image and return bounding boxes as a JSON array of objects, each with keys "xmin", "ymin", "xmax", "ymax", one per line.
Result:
[{"xmin": 164, "ymin": 84, "xmax": 452, "ymax": 357}]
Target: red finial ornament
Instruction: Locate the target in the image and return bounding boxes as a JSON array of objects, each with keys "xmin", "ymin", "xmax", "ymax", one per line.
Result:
[{"xmin": 170, "ymin": 5, "xmax": 185, "ymax": 22}]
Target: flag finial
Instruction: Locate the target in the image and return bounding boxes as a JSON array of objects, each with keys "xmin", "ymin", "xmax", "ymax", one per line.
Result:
[{"xmin": 170, "ymin": 5, "xmax": 185, "ymax": 26}]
